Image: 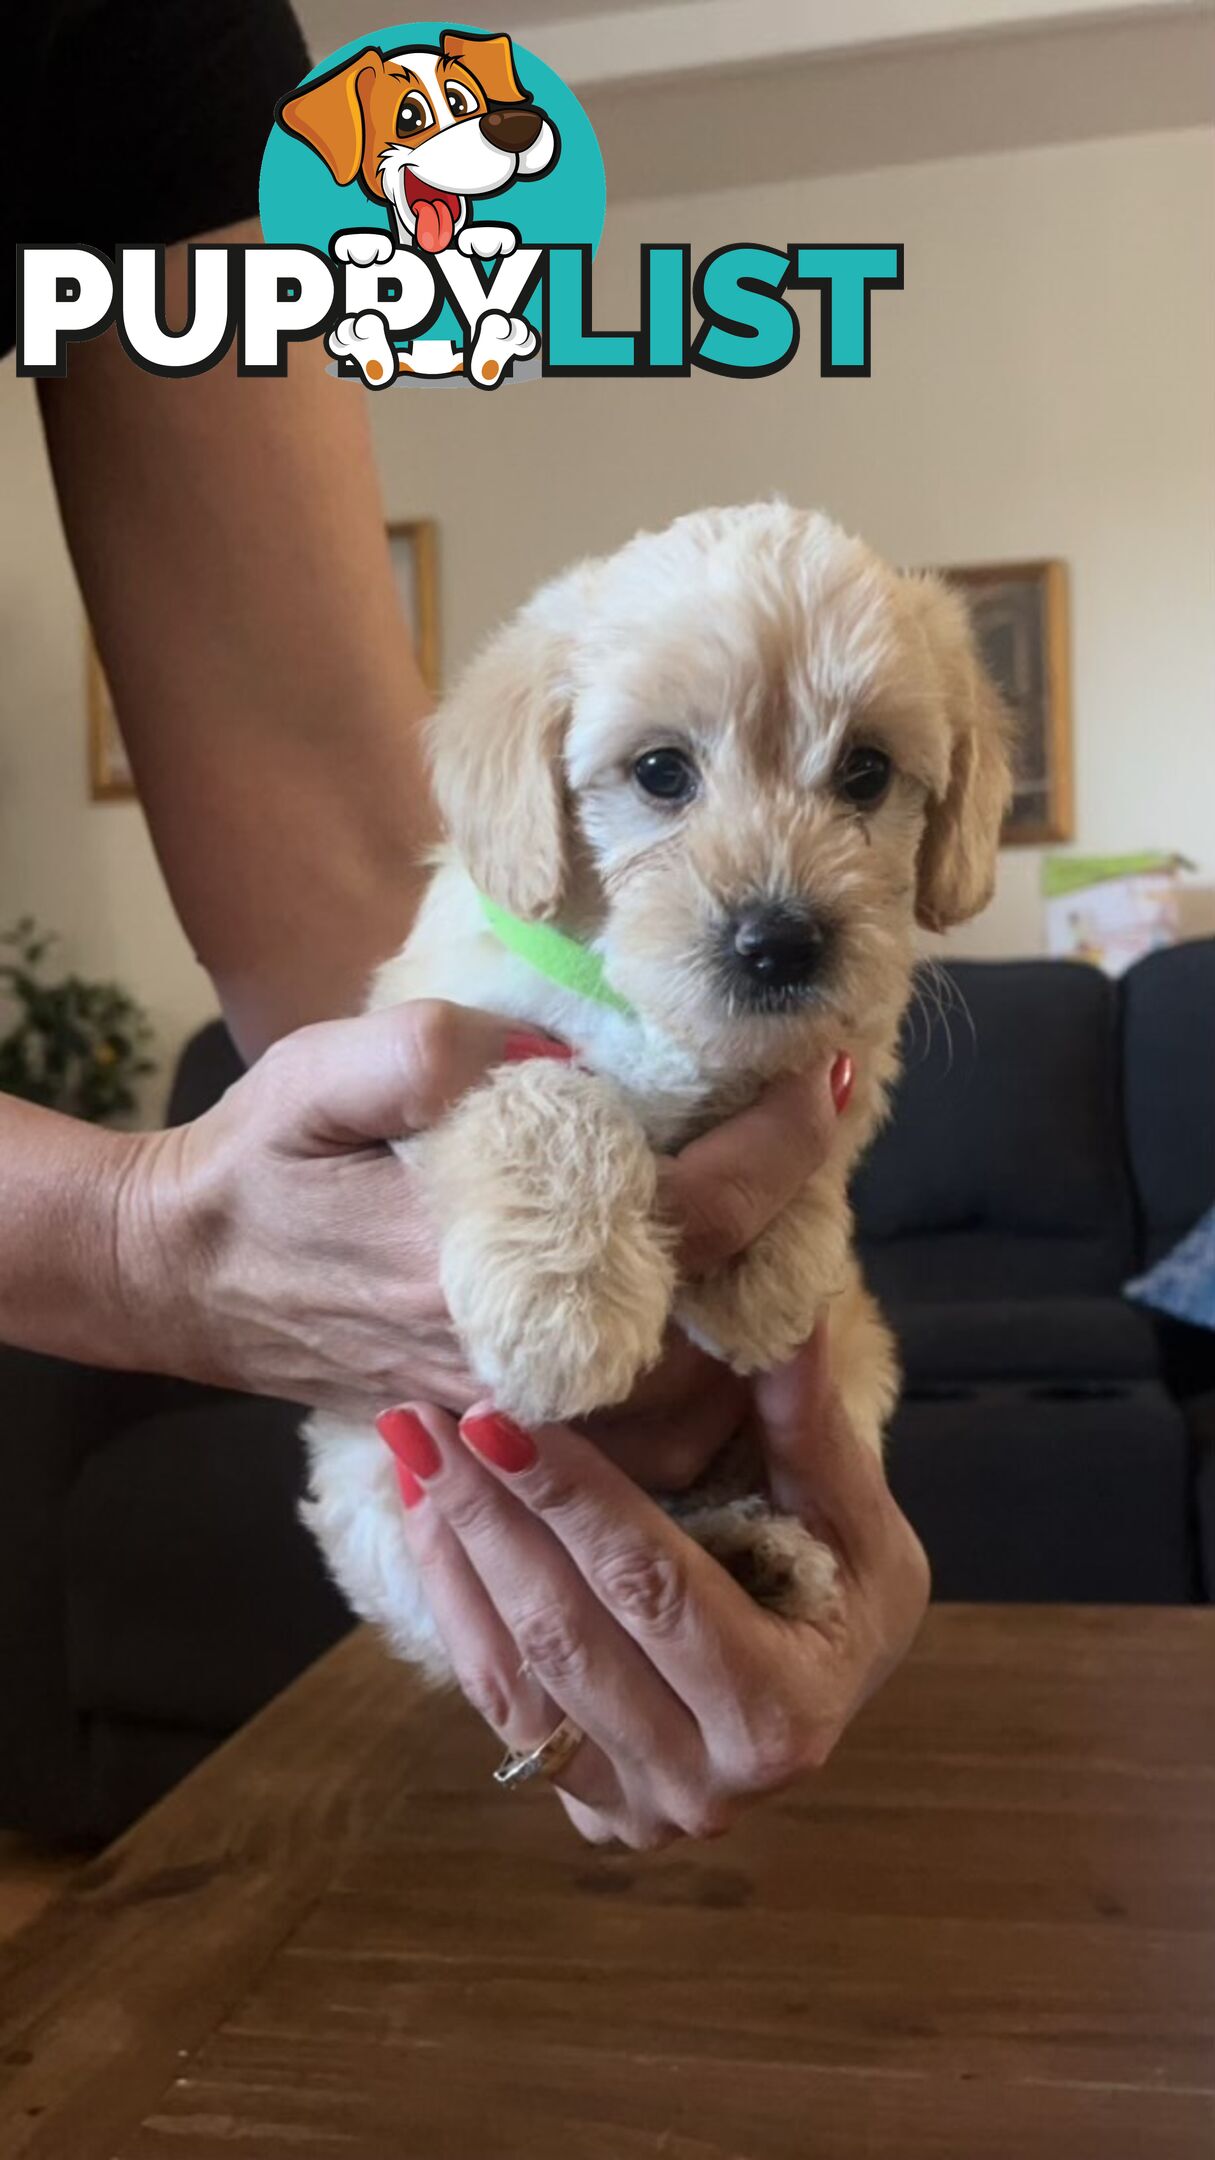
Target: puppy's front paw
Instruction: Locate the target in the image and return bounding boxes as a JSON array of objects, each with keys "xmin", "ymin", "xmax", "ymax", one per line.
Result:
[
  {"xmin": 676, "ymin": 1196, "xmax": 849, "ymax": 1375},
  {"xmin": 429, "ymin": 1063, "xmax": 676, "ymax": 1426},
  {"xmin": 460, "ymin": 1255, "xmax": 671, "ymax": 1427},
  {"xmin": 682, "ymin": 1500, "xmax": 838, "ymax": 1621},
  {"xmin": 677, "ymin": 1266, "xmax": 829, "ymax": 1376}
]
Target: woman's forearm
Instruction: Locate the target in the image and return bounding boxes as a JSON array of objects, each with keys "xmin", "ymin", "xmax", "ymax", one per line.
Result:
[
  {"xmin": 0, "ymin": 1095, "xmax": 159, "ymax": 1369},
  {"xmin": 0, "ymin": 1017, "xmax": 852, "ymax": 1420}
]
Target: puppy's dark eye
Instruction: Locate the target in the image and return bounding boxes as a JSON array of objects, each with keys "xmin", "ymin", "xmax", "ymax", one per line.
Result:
[
  {"xmin": 835, "ymin": 744, "xmax": 893, "ymax": 809},
  {"xmin": 632, "ymin": 747, "xmax": 698, "ymax": 806},
  {"xmin": 396, "ymin": 93, "xmax": 433, "ymax": 138},
  {"xmin": 444, "ymin": 82, "xmax": 477, "ymax": 117}
]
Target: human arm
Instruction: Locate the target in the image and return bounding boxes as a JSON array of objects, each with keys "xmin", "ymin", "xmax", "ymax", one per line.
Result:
[
  {"xmin": 37, "ymin": 219, "xmax": 431, "ymax": 1057},
  {"xmin": 13, "ymin": 10, "xmax": 844, "ymax": 1425},
  {"xmin": 0, "ymin": 1006, "xmax": 507, "ymax": 1399},
  {"xmin": 0, "ymin": 1011, "xmax": 843, "ymax": 1425}
]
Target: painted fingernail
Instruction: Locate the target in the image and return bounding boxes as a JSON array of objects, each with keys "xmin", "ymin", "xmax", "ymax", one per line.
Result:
[
  {"xmin": 376, "ymin": 1407, "xmax": 442, "ymax": 1482},
  {"xmin": 394, "ymin": 1460, "xmax": 425, "ymax": 1511},
  {"xmin": 502, "ymin": 1031, "xmax": 574, "ymax": 1065},
  {"xmin": 460, "ymin": 1410, "xmax": 538, "ymax": 1474},
  {"xmin": 831, "ymin": 1053, "xmax": 855, "ymax": 1115}
]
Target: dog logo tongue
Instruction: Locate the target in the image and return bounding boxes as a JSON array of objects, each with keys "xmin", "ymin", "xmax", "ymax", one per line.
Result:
[
  {"xmin": 415, "ymin": 197, "xmax": 454, "ymax": 252},
  {"xmin": 406, "ymin": 174, "xmax": 459, "ymax": 254}
]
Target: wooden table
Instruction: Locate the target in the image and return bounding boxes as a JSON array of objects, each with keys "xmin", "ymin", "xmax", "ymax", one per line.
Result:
[{"xmin": 1, "ymin": 1608, "xmax": 1213, "ymax": 2159}]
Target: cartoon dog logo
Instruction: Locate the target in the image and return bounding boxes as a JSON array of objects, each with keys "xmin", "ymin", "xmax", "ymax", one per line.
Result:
[{"xmin": 278, "ymin": 29, "xmax": 558, "ymax": 388}]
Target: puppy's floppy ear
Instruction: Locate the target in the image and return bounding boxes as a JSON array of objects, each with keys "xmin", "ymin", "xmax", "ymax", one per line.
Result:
[
  {"xmin": 908, "ymin": 575, "xmax": 1014, "ymax": 933},
  {"xmin": 278, "ymin": 49, "xmax": 383, "ymax": 186},
  {"xmin": 428, "ymin": 593, "xmax": 578, "ymax": 920},
  {"xmin": 440, "ymin": 29, "xmax": 529, "ymax": 104}
]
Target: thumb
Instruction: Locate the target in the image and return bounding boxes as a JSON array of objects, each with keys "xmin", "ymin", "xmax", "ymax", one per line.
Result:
[
  {"xmin": 754, "ymin": 1326, "xmax": 894, "ymax": 1577},
  {"xmin": 260, "ymin": 1001, "xmax": 569, "ymax": 1151}
]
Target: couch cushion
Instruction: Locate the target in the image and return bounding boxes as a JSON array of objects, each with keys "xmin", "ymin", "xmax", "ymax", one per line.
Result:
[
  {"xmin": 887, "ymin": 1381, "xmax": 1196, "ymax": 1602},
  {"xmin": 890, "ymin": 1297, "xmax": 1159, "ymax": 1391},
  {"xmin": 1122, "ymin": 938, "xmax": 1215, "ymax": 1264},
  {"xmin": 66, "ymin": 1395, "xmax": 351, "ymax": 1730},
  {"xmin": 854, "ymin": 959, "xmax": 1137, "ymax": 1298},
  {"xmin": 1190, "ymin": 1391, "xmax": 1215, "ymax": 1602},
  {"xmin": 862, "ymin": 1232, "xmax": 1128, "ymax": 1308},
  {"xmin": 167, "ymin": 1019, "xmax": 243, "ymax": 1124}
]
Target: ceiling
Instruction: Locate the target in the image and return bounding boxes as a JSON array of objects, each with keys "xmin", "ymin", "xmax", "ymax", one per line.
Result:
[
  {"xmin": 294, "ymin": 0, "xmax": 1212, "ymax": 83},
  {"xmin": 587, "ymin": 9, "xmax": 1215, "ymax": 199},
  {"xmin": 289, "ymin": 1, "xmax": 1214, "ymax": 194}
]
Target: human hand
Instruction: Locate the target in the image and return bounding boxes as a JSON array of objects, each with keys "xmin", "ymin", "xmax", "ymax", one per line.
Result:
[
  {"xmin": 116, "ymin": 1002, "xmax": 557, "ymax": 1414},
  {"xmin": 117, "ymin": 1007, "xmax": 846, "ymax": 1426},
  {"xmin": 378, "ymin": 1326, "xmax": 929, "ymax": 1849}
]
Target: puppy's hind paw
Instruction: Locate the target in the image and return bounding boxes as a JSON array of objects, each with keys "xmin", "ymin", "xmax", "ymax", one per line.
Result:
[{"xmin": 681, "ymin": 1500, "xmax": 839, "ymax": 1622}]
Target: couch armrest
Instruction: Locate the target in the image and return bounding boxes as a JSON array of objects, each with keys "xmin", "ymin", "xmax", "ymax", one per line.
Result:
[
  {"xmin": 1190, "ymin": 1392, "xmax": 1215, "ymax": 1604},
  {"xmin": 0, "ymin": 1348, "xmax": 227, "ymax": 1838},
  {"xmin": 0, "ymin": 1345, "xmax": 123, "ymax": 1837}
]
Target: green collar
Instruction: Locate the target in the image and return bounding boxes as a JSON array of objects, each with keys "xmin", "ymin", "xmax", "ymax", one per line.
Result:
[{"xmin": 479, "ymin": 894, "xmax": 636, "ymax": 1019}]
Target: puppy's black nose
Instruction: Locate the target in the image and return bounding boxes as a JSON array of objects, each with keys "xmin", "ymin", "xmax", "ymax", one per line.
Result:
[
  {"xmin": 479, "ymin": 107, "xmax": 543, "ymax": 152},
  {"xmin": 730, "ymin": 904, "xmax": 826, "ymax": 993}
]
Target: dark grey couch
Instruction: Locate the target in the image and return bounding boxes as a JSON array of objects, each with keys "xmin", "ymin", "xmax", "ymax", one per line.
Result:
[
  {"xmin": 3, "ymin": 941, "xmax": 1213, "ymax": 1843},
  {"xmin": 864, "ymin": 942, "xmax": 1215, "ymax": 1604}
]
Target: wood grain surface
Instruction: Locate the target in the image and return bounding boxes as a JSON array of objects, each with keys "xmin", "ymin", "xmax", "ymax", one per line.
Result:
[
  {"xmin": 1, "ymin": 1607, "xmax": 1212, "ymax": 2160},
  {"xmin": 0, "ymin": 1845, "xmax": 76, "ymax": 1952}
]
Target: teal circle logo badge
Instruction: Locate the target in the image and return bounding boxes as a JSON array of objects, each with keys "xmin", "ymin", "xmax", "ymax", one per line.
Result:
[{"xmin": 260, "ymin": 22, "xmax": 606, "ymax": 388}]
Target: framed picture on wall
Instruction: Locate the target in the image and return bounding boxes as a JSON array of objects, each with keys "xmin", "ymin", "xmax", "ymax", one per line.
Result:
[
  {"xmin": 939, "ymin": 559, "xmax": 1074, "ymax": 846},
  {"xmin": 387, "ymin": 519, "xmax": 441, "ymax": 694},
  {"xmin": 86, "ymin": 637, "xmax": 135, "ymax": 802}
]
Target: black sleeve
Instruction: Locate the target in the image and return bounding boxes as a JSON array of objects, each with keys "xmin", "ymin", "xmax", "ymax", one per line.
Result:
[
  {"xmin": 62, "ymin": 0, "xmax": 309, "ymax": 250},
  {"xmin": 4, "ymin": 0, "xmax": 309, "ymax": 352}
]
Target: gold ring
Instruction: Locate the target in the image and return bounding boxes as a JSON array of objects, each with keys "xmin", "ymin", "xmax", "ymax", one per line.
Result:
[{"xmin": 493, "ymin": 1715, "xmax": 585, "ymax": 1792}]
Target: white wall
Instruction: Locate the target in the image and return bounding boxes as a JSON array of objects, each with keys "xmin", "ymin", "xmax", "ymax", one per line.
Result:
[
  {"xmin": 1, "ymin": 123, "xmax": 1211, "ymax": 1114},
  {"xmin": 369, "ymin": 125, "xmax": 1215, "ymax": 959}
]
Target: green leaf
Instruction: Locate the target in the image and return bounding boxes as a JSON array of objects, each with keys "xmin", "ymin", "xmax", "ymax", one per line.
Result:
[{"xmin": 0, "ymin": 918, "xmax": 157, "ymax": 1123}]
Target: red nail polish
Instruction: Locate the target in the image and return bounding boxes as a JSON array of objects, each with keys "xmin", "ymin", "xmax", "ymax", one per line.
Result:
[
  {"xmin": 394, "ymin": 1461, "xmax": 424, "ymax": 1510},
  {"xmin": 460, "ymin": 1410, "xmax": 537, "ymax": 1474},
  {"xmin": 376, "ymin": 1407, "xmax": 442, "ymax": 1482},
  {"xmin": 831, "ymin": 1053, "xmax": 855, "ymax": 1115},
  {"xmin": 502, "ymin": 1030, "xmax": 574, "ymax": 1065}
]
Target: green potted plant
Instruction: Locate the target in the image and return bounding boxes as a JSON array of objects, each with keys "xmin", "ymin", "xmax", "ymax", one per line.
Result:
[{"xmin": 0, "ymin": 918, "xmax": 155, "ymax": 1122}]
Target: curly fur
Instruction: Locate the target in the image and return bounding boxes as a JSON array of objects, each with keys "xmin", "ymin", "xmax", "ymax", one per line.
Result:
[{"xmin": 303, "ymin": 504, "xmax": 1011, "ymax": 1670}]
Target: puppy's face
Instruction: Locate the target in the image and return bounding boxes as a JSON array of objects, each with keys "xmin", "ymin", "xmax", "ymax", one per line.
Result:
[{"xmin": 433, "ymin": 507, "xmax": 1012, "ymax": 1077}]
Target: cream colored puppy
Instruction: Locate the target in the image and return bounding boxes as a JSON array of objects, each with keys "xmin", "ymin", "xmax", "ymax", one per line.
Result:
[{"xmin": 303, "ymin": 504, "xmax": 1011, "ymax": 1675}]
